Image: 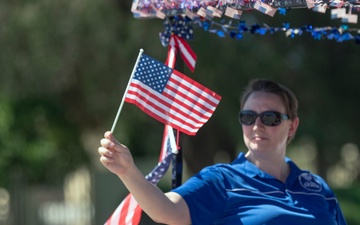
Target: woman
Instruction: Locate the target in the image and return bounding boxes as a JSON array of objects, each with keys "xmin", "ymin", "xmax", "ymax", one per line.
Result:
[{"xmin": 98, "ymin": 79, "xmax": 347, "ymax": 225}]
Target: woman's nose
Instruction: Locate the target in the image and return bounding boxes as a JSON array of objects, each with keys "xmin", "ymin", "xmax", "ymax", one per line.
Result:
[{"xmin": 252, "ymin": 117, "xmax": 264, "ymax": 129}]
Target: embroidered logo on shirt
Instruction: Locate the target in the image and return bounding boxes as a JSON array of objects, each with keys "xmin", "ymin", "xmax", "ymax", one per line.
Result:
[{"xmin": 299, "ymin": 173, "xmax": 322, "ymax": 192}]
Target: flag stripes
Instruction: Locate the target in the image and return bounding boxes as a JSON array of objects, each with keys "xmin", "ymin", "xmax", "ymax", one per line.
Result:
[
  {"xmin": 166, "ymin": 35, "xmax": 197, "ymax": 72},
  {"xmin": 126, "ymin": 74, "xmax": 217, "ymax": 120},
  {"xmin": 125, "ymin": 54, "xmax": 221, "ymax": 136},
  {"xmin": 105, "ymin": 194, "xmax": 142, "ymax": 225},
  {"xmin": 125, "ymin": 80, "xmax": 216, "ymax": 134},
  {"xmin": 175, "ymin": 36, "xmax": 197, "ymax": 72}
]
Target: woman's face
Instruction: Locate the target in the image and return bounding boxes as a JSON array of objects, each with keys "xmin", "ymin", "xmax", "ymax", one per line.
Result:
[{"xmin": 242, "ymin": 91, "xmax": 298, "ymax": 155}]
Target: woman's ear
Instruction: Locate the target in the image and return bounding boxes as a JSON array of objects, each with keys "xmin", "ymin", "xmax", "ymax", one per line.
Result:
[{"xmin": 288, "ymin": 117, "xmax": 299, "ymax": 138}]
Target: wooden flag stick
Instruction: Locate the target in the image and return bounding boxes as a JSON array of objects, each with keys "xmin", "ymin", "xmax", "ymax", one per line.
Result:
[{"xmin": 111, "ymin": 49, "xmax": 144, "ymax": 133}]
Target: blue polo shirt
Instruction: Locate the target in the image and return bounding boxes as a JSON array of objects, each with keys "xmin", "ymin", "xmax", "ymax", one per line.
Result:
[{"xmin": 172, "ymin": 153, "xmax": 347, "ymax": 225}]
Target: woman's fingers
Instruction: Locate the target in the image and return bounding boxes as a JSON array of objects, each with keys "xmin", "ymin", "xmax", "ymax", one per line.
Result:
[
  {"xmin": 98, "ymin": 146, "xmax": 113, "ymax": 157},
  {"xmin": 98, "ymin": 146, "xmax": 116, "ymax": 167},
  {"xmin": 102, "ymin": 131, "xmax": 126, "ymax": 153},
  {"xmin": 100, "ymin": 138, "xmax": 114, "ymax": 149},
  {"xmin": 99, "ymin": 155, "xmax": 114, "ymax": 165},
  {"xmin": 104, "ymin": 131, "xmax": 119, "ymax": 144},
  {"xmin": 99, "ymin": 131, "xmax": 134, "ymax": 176}
]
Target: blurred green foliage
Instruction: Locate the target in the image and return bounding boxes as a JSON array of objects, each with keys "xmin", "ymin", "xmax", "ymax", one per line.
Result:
[{"xmin": 0, "ymin": 95, "xmax": 88, "ymax": 186}]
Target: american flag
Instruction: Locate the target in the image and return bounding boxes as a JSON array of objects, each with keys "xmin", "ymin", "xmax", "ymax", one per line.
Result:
[
  {"xmin": 104, "ymin": 194, "xmax": 142, "ymax": 225},
  {"xmin": 104, "ymin": 125, "xmax": 176, "ymax": 225},
  {"xmin": 125, "ymin": 53, "xmax": 221, "ymax": 136},
  {"xmin": 145, "ymin": 126, "xmax": 175, "ymax": 184}
]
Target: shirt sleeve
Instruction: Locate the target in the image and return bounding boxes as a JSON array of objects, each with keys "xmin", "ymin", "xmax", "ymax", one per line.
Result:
[
  {"xmin": 315, "ymin": 174, "xmax": 348, "ymax": 225},
  {"xmin": 335, "ymin": 202, "xmax": 348, "ymax": 225},
  {"xmin": 171, "ymin": 166, "xmax": 228, "ymax": 225}
]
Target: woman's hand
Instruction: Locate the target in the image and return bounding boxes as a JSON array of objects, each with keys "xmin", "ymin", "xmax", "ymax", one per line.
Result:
[
  {"xmin": 98, "ymin": 131, "xmax": 134, "ymax": 177},
  {"xmin": 98, "ymin": 131, "xmax": 191, "ymax": 225}
]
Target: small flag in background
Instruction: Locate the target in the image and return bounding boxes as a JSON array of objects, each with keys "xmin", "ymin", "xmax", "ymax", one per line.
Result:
[
  {"xmin": 253, "ymin": 0, "xmax": 277, "ymax": 17},
  {"xmin": 125, "ymin": 53, "xmax": 222, "ymax": 136},
  {"xmin": 104, "ymin": 125, "xmax": 177, "ymax": 225}
]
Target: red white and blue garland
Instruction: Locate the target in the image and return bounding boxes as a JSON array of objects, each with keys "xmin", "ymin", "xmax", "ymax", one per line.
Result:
[{"xmin": 132, "ymin": 0, "xmax": 360, "ymax": 43}]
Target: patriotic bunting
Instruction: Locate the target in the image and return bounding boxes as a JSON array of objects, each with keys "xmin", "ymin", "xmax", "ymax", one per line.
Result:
[{"xmin": 132, "ymin": 0, "xmax": 360, "ymax": 43}]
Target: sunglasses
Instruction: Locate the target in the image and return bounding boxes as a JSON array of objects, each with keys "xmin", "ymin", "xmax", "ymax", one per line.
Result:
[{"xmin": 239, "ymin": 110, "xmax": 289, "ymax": 126}]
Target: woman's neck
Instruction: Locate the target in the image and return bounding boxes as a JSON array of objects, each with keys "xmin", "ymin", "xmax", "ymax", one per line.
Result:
[{"xmin": 245, "ymin": 151, "xmax": 290, "ymax": 183}]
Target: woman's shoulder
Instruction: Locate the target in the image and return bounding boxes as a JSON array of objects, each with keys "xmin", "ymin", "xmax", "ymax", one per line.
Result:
[{"xmin": 287, "ymin": 159, "xmax": 336, "ymax": 196}]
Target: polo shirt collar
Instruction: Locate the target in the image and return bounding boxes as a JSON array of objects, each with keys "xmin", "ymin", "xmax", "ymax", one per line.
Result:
[{"xmin": 233, "ymin": 152, "xmax": 304, "ymax": 180}]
